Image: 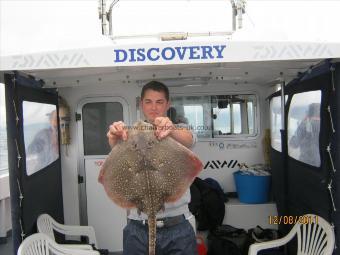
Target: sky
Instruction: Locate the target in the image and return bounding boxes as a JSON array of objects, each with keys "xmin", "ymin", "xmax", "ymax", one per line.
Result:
[
  {"xmin": 1, "ymin": 0, "xmax": 340, "ymax": 126},
  {"xmin": 1, "ymin": 0, "xmax": 340, "ymax": 56},
  {"xmin": 0, "ymin": 84, "xmax": 5, "ymax": 127}
]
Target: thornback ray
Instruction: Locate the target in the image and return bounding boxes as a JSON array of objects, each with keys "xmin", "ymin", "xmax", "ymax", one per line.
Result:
[{"xmin": 98, "ymin": 121, "xmax": 203, "ymax": 255}]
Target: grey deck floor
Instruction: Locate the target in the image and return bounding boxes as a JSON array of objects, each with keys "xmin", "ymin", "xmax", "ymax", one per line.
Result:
[{"xmin": 0, "ymin": 235, "xmax": 12, "ymax": 255}]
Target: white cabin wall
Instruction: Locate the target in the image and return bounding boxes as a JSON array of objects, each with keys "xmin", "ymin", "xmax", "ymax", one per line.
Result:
[{"xmin": 58, "ymin": 83, "xmax": 139, "ymax": 225}]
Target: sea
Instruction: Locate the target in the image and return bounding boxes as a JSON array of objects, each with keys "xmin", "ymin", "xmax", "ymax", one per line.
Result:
[{"xmin": 0, "ymin": 127, "xmax": 8, "ymax": 174}]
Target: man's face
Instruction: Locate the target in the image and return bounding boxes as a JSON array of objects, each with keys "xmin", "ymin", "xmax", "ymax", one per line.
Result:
[{"xmin": 140, "ymin": 89, "xmax": 170, "ymax": 123}]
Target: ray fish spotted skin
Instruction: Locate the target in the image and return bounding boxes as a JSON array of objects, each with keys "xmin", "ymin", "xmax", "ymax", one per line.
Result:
[{"xmin": 98, "ymin": 121, "xmax": 203, "ymax": 255}]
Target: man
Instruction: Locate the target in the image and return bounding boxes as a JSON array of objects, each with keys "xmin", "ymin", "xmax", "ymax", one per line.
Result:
[{"xmin": 106, "ymin": 81, "xmax": 197, "ymax": 255}]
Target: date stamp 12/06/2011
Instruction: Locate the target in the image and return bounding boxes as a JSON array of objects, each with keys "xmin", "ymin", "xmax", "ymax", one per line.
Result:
[{"xmin": 269, "ymin": 215, "xmax": 319, "ymax": 225}]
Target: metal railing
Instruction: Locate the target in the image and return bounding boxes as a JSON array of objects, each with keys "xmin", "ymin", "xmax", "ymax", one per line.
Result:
[
  {"xmin": 98, "ymin": 0, "xmax": 246, "ymax": 40},
  {"xmin": 0, "ymin": 167, "xmax": 9, "ymax": 176}
]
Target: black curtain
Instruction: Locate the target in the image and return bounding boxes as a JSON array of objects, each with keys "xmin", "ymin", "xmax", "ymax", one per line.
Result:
[
  {"xmin": 269, "ymin": 61, "xmax": 338, "ymax": 253},
  {"xmin": 5, "ymin": 72, "xmax": 64, "ymax": 254},
  {"xmin": 333, "ymin": 64, "xmax": 340, "ymax": 255},
  {"xmin": 285, "ymin": 73, "xmax": 332, "ymax": 220}
]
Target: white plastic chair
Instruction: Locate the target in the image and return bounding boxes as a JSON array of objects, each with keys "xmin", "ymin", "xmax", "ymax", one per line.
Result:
[
  {"xmin": 17, "ymin": 233, "xmax": 100, "ymax": 255},
  {"xmin": 248, "ymin": 214, "xmax": 335, "ymax": 255},
  {"xmin": 37, "ymin": 214, "xmax": 98, "ymax": 250}
]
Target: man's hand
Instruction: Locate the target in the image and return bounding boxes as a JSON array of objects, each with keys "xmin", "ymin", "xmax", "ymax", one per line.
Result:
[
  {"xmin": 154, "ymin": 117, "xmax": 194, "ymax": 148},
  {"xmin": 154, "ymin": 117, "xmax": 175, "ymax": 140},
  {"xmin": 107, "ymin": 121, "xmax": 128, "ymax": 148},
  {"xmin": 98, "ymin": 167, "xmax": 104, "ymax": 184}
]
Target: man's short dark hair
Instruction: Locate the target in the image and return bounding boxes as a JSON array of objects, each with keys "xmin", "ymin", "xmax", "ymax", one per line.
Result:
[{"xmin": 141, "ymin": 81, "xmax": 169, "ymax": 101}]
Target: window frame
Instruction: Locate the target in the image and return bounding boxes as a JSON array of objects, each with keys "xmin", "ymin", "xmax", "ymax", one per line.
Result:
[
  {"xmin": 169, "ymin": 91, "xmax": 259, "ymax": 141},
  {"xmin": 82, "ymin": 101, "xmax": 125, "ymax": 156},
  {"xmin": 77, "ymin": 96, "xmax": 130, "ymax": 159},
  {"xmin": 22, "ymin": 100, "xmax": 59, "ymax": 176},
  {"xmin": 287, "ymin": 90, "xmax": 322, "ymax": 167}
]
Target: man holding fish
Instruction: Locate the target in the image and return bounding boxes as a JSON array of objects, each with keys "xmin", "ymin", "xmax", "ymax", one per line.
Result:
[{"xmin": 103, "ymin": 81, "xmax": 201, "ymax": 255}]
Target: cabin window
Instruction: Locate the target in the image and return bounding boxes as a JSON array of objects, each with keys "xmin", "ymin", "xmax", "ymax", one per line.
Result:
[
  {"xmin": 0, "ymin": 83, "xmax": 8, "ymax": 176},
  {"xmin": 169, "ymin": 94, "xmax": 257, "ymax": 139},
  {"xmin": 287, "ymin": 91, "xmax": 321, "ymax": 167},
  {"xmin": 82, "ymin": 102, "xmax": 123, "ymax": 155},
  {"xmin": 270, "ymin": 96, "xmax": 283, "ymax": 152},
  {"xmin": 23, "ymin": 101, "xmax": 59, "ymax": 176},
  {"xmin": 270, "ymin": 95, "xmax": 289, "ymax": 152},
  {"xmin": 247, "ymin": 101, "xmax": 255, "ymax": 134}
]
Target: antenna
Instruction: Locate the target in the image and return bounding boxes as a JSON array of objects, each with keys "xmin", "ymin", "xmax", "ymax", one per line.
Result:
[{"xmin": 230, "ymin": 0, "xmax": 247, "ymax": 30}]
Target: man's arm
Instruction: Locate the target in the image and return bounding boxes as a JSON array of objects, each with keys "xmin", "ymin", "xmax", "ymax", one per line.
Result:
[{"xmin": 170, "ymin": 127, "xmax": 194, "ymax": 148}]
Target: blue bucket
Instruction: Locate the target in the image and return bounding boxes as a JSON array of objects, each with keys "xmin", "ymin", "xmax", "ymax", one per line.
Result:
[{"xmin": 233, "ymin": 171, "xmax": 271, "ymax": 204}]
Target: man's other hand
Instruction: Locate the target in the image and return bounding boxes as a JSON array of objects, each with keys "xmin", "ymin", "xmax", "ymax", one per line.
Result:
[
  {"xmin": 154, "ymin": 117, "xmax": 174, "ymax": 140},
  {"xmin": 107, "ymin": 121, "xmax": 128, "ymax": 148}
]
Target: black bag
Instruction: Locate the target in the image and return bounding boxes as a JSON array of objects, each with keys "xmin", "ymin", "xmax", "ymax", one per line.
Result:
[
  {"xmin": 247, "ymin": 226, "xmax": 283, "ymax": 255},
  {"xmin": 208, "ymin": 238, "xmax": 241, "ymax": 255},
  {"xmin": 189, "ymin": 178, "xmax": 225, "ymax": 231},
  {"xmin": 62, "ymin": 238, "xmax": 109, "ymax": 255},
  {"xmin": 93, "ymin": 247, "xmax": 109, "ymax": 255},
  {"xmin": 207, "ymin": 225, "xmax": 251, "ymax": 255}
]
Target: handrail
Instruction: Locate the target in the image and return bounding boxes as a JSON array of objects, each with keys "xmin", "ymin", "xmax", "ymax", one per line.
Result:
[
  {"xmin": 108, "ymin": 0, "xmax": 120, "ymax": 36},
  {"xmin": 100, "ymin": 0, "xmax": 246, "ymax": 39},
  {"xmin": 0, "ymin": 168, "xmax": 9, "ymax": 182},
  {"xmin": 0, "ymin": 166, "xmax": 8, "ymax": 171}
]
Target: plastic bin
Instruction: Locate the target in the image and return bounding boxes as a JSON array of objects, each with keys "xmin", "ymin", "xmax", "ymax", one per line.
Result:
[{"xmin": 233, "ymin": 171, "xmax": 271, "ymax": 204}]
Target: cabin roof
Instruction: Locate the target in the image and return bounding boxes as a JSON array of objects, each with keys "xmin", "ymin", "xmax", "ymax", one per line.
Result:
[{"xmin": 1, "ymin": 39, "xmax": 339, "ymax": 87}]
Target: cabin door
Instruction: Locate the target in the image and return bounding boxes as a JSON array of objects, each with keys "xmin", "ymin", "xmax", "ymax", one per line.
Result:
[{"xmin": 77, "ymin": 97, "xmax": 130, "ymax": 252}]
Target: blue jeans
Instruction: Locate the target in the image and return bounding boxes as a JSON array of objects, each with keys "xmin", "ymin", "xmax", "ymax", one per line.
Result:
[{"xmin": 123, "ymin": 218, "xmax": 197, "ymax": 255}]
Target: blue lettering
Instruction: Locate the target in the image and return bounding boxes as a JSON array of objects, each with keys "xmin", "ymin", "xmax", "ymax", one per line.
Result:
[
  {"xmin": 147, "ymin": 48, "xmax": 160, "ymax": 61},
  {"xmin": 136, "ymin": 48, "xmax": 146, "ymax": 61},
  {"xmin": 161, "ymin": 47, "xmax": 176, "ymax": 60},
  {"xmin": 213, "ymin": 45, "xmax": 226, "ymax": 59},
  {"xmin": 189, "ymin": 46, "xmax": 200, "ymax": 60},
  {"xmin": 201, "ymin": 46, "xmax": 213, "ymax": 59},
  {"xmin": 114, "ymin": 45, "xmax": 227, "ymax": 63},
  {"xmin": 114, "ymin": 49, "xmax": 127, "ymax": 63},
  {"xmin": 175, "ymin": 47, "xmax": 188, "ymax": 60},
  {"xmin": 128, "ymin": 48, "xmax": 137, "ymax": 62}
]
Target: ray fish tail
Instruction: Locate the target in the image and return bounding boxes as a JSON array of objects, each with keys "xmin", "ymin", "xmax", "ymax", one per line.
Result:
[{"xmin": 148, "ymin": 214, "xmax": 156, "ymax": 255}]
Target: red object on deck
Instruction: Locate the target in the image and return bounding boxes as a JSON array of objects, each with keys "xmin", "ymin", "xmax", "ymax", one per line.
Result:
[{"xmin": 197, "ymin": 236, "xmax": 207, "ymax": 255}]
